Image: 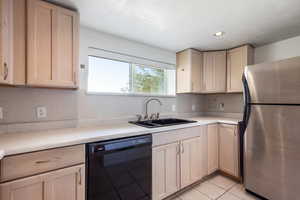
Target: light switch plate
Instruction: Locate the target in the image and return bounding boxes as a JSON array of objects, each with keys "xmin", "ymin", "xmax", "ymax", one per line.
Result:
[
  {"xmin": 0, "ymin": 107, "xmax": 3, "ymax": 120},
  {"xmin": 36, "ymin": 106, "xmax": 47, "ymax": 119}
]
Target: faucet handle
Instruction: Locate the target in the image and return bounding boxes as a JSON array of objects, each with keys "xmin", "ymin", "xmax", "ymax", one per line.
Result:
[
  {"xmin": 143, "ymin": 114, "xmax": 149, "ymax": 121},
  {"xmin": 136, "ymin": 114, "xmax": 143, "ymax": 121},
  {"xmin": 156, "ymin": 113, "xmax": 160, "ymax": 120},
  {"xmin": 150, "ymin": 113, "xmax": 156, "ymax": 120}
]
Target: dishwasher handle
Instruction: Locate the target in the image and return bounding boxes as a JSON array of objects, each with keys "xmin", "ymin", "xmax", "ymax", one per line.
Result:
[{"xmin": 89, "ymin": 135, "xmax": 152, "ymax": 153}]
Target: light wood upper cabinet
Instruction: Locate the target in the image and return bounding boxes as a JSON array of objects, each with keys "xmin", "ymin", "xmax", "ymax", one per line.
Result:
[
  {"xmin": 227, "ymin": 45, "xmax": 254, "ymax": 93},
  {"xmin": 0, "ymin": 165, "xmax": 85, "ymax": 200},
  {"xmin": 202, "ymin": 51, "xmax": 227, "ymax": 93},
  {"xmin": 180, "ymin": 136, "xmax": 203, "ymax": 188},
  {"xmin": 0, "ymin": 0, "xmax": 26, "ymax": 85},
  {"xmin": 219, "ymin": 124, "xmax": 239, "ymax": 177},
  {"xmin": 152, "ymin": 142, "xmax": 180, "ymax": 200},
  {"xmin": 207, "ymin": 124, "xmax": 219, "ymax": 174},
  {"xmin": 176, "ymin": 49, "xmax": 203, "ymax": 93},
  {"xmin": 27, "ymin": 0, "xmax": 79, "ymax": 88}
]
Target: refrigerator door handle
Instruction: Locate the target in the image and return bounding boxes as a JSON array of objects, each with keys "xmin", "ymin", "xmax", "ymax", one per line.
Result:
[{"xmin": 242, "ymin": 73, "xmax": 251, "ymax": 128}]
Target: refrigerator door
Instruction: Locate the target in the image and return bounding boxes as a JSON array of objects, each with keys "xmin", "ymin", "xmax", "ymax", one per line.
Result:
[
  {"xmin": 244, "ymin": 105, "xmax": 300, "ymax": 200},
  {"xmin": 244, "ymin": 56, "xmax": 300, "ymax": 104}
]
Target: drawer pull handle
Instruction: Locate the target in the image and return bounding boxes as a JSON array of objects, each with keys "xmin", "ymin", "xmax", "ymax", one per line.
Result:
[
  {"xmin": 35, "ymin": 160, "xmax": 51, "ymax": 164},
  {"xmin": 3, "ymin": 62, "xmax": 8, "ymax": 80},
  {"xmin": 78, "ymin": 168, "xmax": 82, "ymax": 185}
]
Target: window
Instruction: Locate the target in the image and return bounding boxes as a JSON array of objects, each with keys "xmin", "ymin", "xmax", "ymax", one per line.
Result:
[{"xmin": 87, "ymin": 56, "xmax": 176, "ymax": 96}]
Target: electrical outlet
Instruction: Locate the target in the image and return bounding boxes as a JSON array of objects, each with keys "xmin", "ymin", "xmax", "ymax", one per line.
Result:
[
  {"xmin": 36, "ymin": 106, "xmax": 47, "ymax": 119},
  {"xmin": 172, "ymin": 104, "xmax": 176, "ymax": 112},
  {"xmin": 0, "ymin": 107, "xmax": 3, "ymax": 120},
  {"xmin": 219, "ymin": 103, "xmax": 225, "ymax": 111},
  {"xmin": 192, "ymin": 104, "xmax": 196, "ymax": 111}
]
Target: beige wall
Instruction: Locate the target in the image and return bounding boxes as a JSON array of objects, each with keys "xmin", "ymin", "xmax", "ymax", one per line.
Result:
[{"xmin": 203, "ymin": 94, "xmax": 243, "ymax": 114}]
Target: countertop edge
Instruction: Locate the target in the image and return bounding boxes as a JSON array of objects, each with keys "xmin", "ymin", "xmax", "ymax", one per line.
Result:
[{"xmin": 0, "ymin": 117, "xmax": 241, "ymax": 159}]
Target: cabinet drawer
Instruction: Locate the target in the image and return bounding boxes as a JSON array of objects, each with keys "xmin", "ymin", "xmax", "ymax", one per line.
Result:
[
  {"xmin": 0, "ymin": 145, "xmax": 85, "ymax": 182},
  {"xmin": 153, "ymin": 126, "xmax": 203, "ymax": 147}
]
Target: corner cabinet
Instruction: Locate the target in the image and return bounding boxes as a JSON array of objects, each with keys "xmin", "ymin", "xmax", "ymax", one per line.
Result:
[
  {"xmin": 227, "ymin": 45, "xmax": 254, "ymax": 93},
  {"xmin": 202, "ymin": 51, "xmax": 227, "ymax": 93},
  {"xmin": 219, "ymin": 124, "xmax": 239, "ymax": 177},
  {"xmin": 176, "ymin": 49, "xmax": 203, "ymax": 93},
  {"xmin": 0, "ymin": 165, "xmax": 85, "ymax": 200},
  {"xmin": 27, "ymin": 0, "xmax": 79, "ymax": 88}
]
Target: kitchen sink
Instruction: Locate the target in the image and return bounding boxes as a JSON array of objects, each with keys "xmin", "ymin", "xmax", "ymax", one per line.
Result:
[{"xmin": 129, "ymin": 118, "xmax": 197, "ymax": 128}]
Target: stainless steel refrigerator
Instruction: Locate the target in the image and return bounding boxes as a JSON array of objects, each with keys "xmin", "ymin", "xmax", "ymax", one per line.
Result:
[{"xmin": 241, "ymin": 56, "xmax": 300, "ymax": 200}]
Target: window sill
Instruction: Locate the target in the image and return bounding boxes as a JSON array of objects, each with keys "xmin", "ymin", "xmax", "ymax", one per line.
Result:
[{"xmin": 85, "ymin": 91, "xmax": 176, "ymax": 98}]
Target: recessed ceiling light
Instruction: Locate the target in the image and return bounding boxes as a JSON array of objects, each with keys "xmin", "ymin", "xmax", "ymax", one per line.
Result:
[{"xmin": 213, "ymin": 31, "xmax": 225, "ymax": 37}]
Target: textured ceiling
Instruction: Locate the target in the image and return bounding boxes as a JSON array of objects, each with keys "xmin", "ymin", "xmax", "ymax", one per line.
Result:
[{"xmin": 52, "ymin": 0, "xmax": 300, "ymax": 52}]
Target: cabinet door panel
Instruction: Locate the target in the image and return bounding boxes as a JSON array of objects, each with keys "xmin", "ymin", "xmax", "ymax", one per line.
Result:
[
  {"xmin": 152, "ymin": 142, "xmax": 180, "ymax": 200},
  {"xmin": 227, "ymin": 45, "xmax": 254, "ymax": 93},
  {"xmin": 214, "ymin": 51, "xmax": 226, "ymax": 92},
  {"xmin": 52, "ymin": 8, "xmax": 78, "ymax": 87},
  {"xmin": 0, "ymin": 0, "xmax": 12, "ymax": 84},
  {"xmin": 208, "ymin": 124, "xmax": 219, "ymax": 174},
  {"xmin": 181, "ymin": 137, "xmax": 203, "ymax": 188},
  {"xmin": 0, "ymin": 174, "xmax": 44, "ymax": 200},
  {"xmin": 44, "ymin": 165, "xmax": 84, "ymax": 200},
  {"xmin": 219, "ymin": 124, "xmax": 239, "ymax": 177},
  {"xmin": 27, "ymin": 0, "xmax": 54, "ymax": 85},
  {"xmin": 176, "ymin": 50, "xmax": 191, "ymax": 93},
  {"xmin": 203, "ymin": 52, "xmax": 214, "ymax": 91}
]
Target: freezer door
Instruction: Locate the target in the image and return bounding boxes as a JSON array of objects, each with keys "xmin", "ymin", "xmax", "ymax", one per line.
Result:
[
  {"xmin": 244, "ymin": 56, "xmax": 300, "ymax": 104},
  {"xmin": 244, "ymin": 105, "xmax": 300, "ymax": 200}
]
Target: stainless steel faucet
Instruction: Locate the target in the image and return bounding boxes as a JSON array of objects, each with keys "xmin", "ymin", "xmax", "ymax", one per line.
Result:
[{"xmin": 144, "ymin": 98, "xmax": 162, "ymax": 120}]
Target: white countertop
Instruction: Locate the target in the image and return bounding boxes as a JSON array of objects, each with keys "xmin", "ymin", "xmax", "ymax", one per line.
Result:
[{"xmin": 0, "ymin": 116, "xmax": 240, "ymax": 159}]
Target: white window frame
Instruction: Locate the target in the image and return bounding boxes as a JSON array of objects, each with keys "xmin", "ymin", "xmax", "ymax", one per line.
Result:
[{"xmin": 86, "ymin": 48, "xmax": 176, "ymax": 98}]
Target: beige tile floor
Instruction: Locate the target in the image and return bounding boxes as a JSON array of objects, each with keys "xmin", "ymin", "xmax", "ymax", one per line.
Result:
[{"xmin": 172, "ymin": 175, "xmax": 261, "ymax": 200}]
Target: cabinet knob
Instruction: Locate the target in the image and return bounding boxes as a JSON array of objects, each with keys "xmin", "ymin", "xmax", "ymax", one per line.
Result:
[
  {"xmin": 181, "ymin": 69, "xmax": 185, "ymax": 71},
  {"xmin": 3, "ymin": 62, "xmax": 8, "ymax": 80}
]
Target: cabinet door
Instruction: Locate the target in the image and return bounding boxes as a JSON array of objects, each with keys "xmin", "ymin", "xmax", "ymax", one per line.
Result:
[
  {"xmin": 44, "ymin": 165, "xmax": 84, "ymax": 200},
  {"xmin": 27, "ymin": 0, "xmax": 55, "ymax": 86},
  {"xmin": 0, "ymin": 165, "xmax": 84, "ymax": 200},
  {"xmin": 190, "ymin": 50, "xmax": 203, "ymax": 93},
  {"xmin": 177, "ymin": 50, "xmax": 191, "ymax": 93},
  {"xmin": 27, "ymin": 0, "xmax": 78, "ymax": 88},
  {"xmin": 203, "ymin": 52, "xmax": 214, "ymax": 92},
  {"xmin": 52, "ymin": 7, "xmax": 79, "ymax": 88},
  {"xmin": 0, "ymin": 0, "xmax": 12, "ymax": 84},
  {"xmin": 214, "ymin": 51, "xmax": 227, "ymax": 92},
  {"xmin": 0, "ymin": 173, "xmax": 44, "ymax": 200},
  {"xmin": 219, "ymin": 124, "xmax": 239, "ymax": 177},
  {"xmin": 180, "ymin": 137, "xmax": 203, "ymax": 188},
  {"xmin": 207, "ymin": 124, "xmax": 219, "ymax": 174},
  {"xmin": 203, "ymin": 51, "xmax": 226, "ymax": 93},
  {"xmin": 152, "ymin": 142, "xmax": 180, "ymax": 200},
  {"xmin": 227, "ymin": 45, "xmax": 254, "ymax": 92}
]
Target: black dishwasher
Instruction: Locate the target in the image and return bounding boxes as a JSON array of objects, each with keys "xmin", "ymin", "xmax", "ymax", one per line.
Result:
[{"xmin": 86, "ymin": 135, "xmax": 152, "ymax": 200}]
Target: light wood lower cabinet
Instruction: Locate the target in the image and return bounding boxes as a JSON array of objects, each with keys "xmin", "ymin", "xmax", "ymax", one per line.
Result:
[
  {"xmin": 152, "ymin": 142, "xmax": 180, "ymax": 200},
  {"xmin": 0, "ymin": 164, "xmax": 85, "ymax": 200},
  {"xmin": 207, "ymin": 124, "xmax": 219, "ymax": 174},
  {"xmin": 180, "ymin": 137, "xmax": 203, "ymax": 188},
  {"xmin": 219, "ymin": 124, "xmax": 239, "ymax": 177},
  {"xmin": 152, "ymin": 126, "xmax": 206, "ymax": 200}
]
